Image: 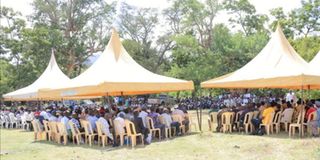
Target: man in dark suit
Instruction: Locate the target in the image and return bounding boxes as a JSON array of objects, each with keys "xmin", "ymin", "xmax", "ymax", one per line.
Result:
[{"xmin": 133, "ymin": 110, "xmax": 150, "ymax": 144}]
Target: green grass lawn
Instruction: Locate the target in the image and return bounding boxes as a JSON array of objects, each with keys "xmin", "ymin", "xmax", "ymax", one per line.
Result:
[{"xmin": 1, "ymin": 110, "xmax": 320, "ymax": 160}]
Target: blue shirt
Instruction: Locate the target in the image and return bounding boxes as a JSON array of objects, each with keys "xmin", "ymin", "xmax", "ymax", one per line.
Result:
[
  {"xmin": 70, "ymin": 118, "xmax": 80, "ymax": 128},
  {"xmin": 316, "ymin": 108, "xmax": 320, "ymax": 128}
]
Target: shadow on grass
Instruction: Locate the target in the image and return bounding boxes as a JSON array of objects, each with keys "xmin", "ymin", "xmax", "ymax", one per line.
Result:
[
  {"xmin": 205, "ymin": 130, "xmax": 319, "ymax": 140},
  {"xmin": 32, "ymin": 132, "xmax": 200, "ymax": 151}
]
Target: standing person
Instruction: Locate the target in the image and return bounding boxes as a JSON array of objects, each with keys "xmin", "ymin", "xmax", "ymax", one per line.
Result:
[{"xmin": 285, "ymin": 91, "xmax": 296, "ymax": 103}]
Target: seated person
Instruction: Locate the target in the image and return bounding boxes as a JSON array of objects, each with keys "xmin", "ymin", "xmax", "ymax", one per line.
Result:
[
  {"xmin": 172, "ymin": 106, "xmax": 190, "ymax": 132},
  {"xmin": 86, "ymin": 110, "xmax": 98, "ymax": 133},
  {"xmin": 310, "ymin": 100, "xmax": 320, "ymax": 137},
  {"xmin": 239, "ymin": 104, "xmax": 254, "ymax": 128},
  {"xmin": 216, "ymin": 106, "xmax": 230, "ymax": 132},
  {"xmin": 148, "ymin": 107, "xmax": 165, "ymax": 138},
  {"xmin": 280, "ymin": 102, "xmax": 294, "ymax": 123},
  {"xmin": 133, "ymin": 111, "xmax": 150, "ymax": 144},
  {"xmin": 305, "ymin": 102, "xmax": 316, "ymax": 122},
  {"xmin": 251, "ymin": 102, "xmax": 275, "ymax": 135},
  {"xmin": 70, "ymin": 113, "xmax": 80, "ymax": 129},
  {"xmin": 98, "ymin": 113, "xmax": 114, "ymax": 142},
  {"xmin": 60, "ymin": 111, "xmax": 71, "ymax": 136},
  {"xmin": 280, "ymin": 100, "xmax": 287, "ymax": 111},
  {"xmin": 161, "ymin": 108, "xmax": 180, "ymax": 136}
]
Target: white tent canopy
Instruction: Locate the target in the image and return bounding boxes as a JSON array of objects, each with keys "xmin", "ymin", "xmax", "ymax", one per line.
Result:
[
  {"xmin": 201, "ymin": 26, "xmax": 320, "ymax": 89},
  {"xmin": 3, "ymin": 52, "xmax": 71, "ymax": 101},
  {"xmin": 40, "ymin": 29, "xmax": 193, "ymax": 98},
  {"xmin": 309, "ymin": 51, "xmax": 320, "ymax": 74}
]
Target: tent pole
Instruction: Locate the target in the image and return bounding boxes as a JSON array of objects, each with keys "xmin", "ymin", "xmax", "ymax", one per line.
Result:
[
  {"xmin": 200, "ymin": 103, "xmax": 202, "ymax": 132},
  {"xmin": 300, "ymin": 85, "xmax": 304, "ymax": 138},
  {"xmin": 196, "ymin": 105, "xmax": 200, "ymax": 132},
  {"xmin": 307, "ymin": 85, "xmax": 310, "ymax": 99}
]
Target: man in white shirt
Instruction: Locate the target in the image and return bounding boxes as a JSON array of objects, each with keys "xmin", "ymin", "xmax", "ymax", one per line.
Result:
[
  {"xmin": 161, "ymin": 108, "xmax": 180, "ymax": 136},
  {"xmin": 60, "ymin": 112, "xmax": 70, "ymax": 130},
  {"xmin": 48, "ymin": 112, "xmax": 58, "ymax": 122},
  {"xmin": 40, "ymin": 110, "xmax": 50, "ymax": 120},
  {"xmin": 87, "ymin": 110, "xmax": 98, "ymax": 133},
  {"xmin": 98, "ymin": 114, "xmax": 113, "ymax": 140},
  {"xmin": 114, "ymin": 113, "xmax": 125, "ymax": 135},
  {"xmin": 285, "ymin": 91, "xmax": 296, "ymax": 102},
  {"xmin": 138, "ymin": 107, "xmax": 148, "ymax": 127},
  {"xmin": 172, "ymin": 106, "xmax": 185, "ymax": 118}
]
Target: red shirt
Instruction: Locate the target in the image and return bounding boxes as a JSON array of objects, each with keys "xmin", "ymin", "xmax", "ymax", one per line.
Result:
[{"xmin": 305, "ymin": 107, "xmax": 316, "ymax": 120}]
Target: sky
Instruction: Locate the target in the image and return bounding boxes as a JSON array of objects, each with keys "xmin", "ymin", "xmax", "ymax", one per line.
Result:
[
  {"xmin": 1, "ymin": 0, "xmax": 302, "ymax": 37},
  {"xmin": 1, "ymin": 0, "xmax": 302, "ymax": 64},
  {"xmin": 2, "ymin": 0, "xmax": 301, "ymax": 21}
]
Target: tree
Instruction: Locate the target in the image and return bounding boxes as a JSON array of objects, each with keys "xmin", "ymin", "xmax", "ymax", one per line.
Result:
[
  {"xmin": 289, "ymin": 0, "xmax": 320, "ymax": 37},
  {"xmin": 118, "ymin": 2, "xmax": 172, "ymax": 73},
  {"xmin": 31, "ymin": 0, "xmax": 116, "ymax": 77},
  {"xmin": 224, "ymin": 0, "xmax": 268, "ymax": 36},
  {"xmin": 291, "ymin": 36, "xmax": 320, "ymax": 61},
  {"xmin": 163, "ymin": 0, "xmax": 222, "ymax": 48},
  {"xmin": 0, "ymin": 7, "xmax": 39, "ymax": 90},
  {"xmin": 269, "ymin": 7, "xmax": 295, "ymax": 38},
  {"xmin": 270, "ymin": 0, "xmax": 320, "ymax": 38},
  {"xmin": 0, "ymin": 59, "xmax": 15, "ymax": 95}
]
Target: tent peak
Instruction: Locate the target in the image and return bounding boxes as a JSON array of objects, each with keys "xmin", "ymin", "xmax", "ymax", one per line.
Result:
[
  {"xmin": 275, "ymin": 23, "xmax": 282, "ymax": 31},
  {"xmin": 48, "ymin": 49, "xmax": 57, "ymax": 70},
  {"xmin": 275, "ymin": 24, "xmax": 284, "ymax": 35},
  {"xmin": 108, "ymin": 28, "xmax": 122, "ymax": 61}
]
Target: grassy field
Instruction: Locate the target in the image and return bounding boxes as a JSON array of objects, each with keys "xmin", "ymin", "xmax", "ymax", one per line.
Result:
[{"xmin": 1, "ymin": 110, "xmax": 320, "ymax": 160}]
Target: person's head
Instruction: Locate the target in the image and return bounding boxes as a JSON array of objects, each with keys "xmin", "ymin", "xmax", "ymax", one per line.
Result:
[
  {"xmin": 163, "ymin": 108, "xmax": 169, "ymax": 114},
  {"xmin": 286, "ymin": 102, "xmax": 292, "ymax": 108},
  {"xmin": 150, "ymin": 107, "xmax": 156, "ymax": 113},
  {"xmin": 88, "ymin": 109, "xmax": 94, "ymax": 116},
  {"xmin": 270, "ymin": 101, "xmax": 277, "ymax": 107},
  {"xmin": 315, "ymin": 100, "xmax": 320, "ymax": 108},
  {"xmin": 297, "ymin": 99, "xmax": 302, "ymax": 105},
  {"xmin": 104, "ymin": 113, "xmax": 110, "ymax": 120},
  {"xmin": 307, "ymin": 102, "xmax": 313, "ymax": 109},
  {"xmin": 167, "ymin": 107, "xmax": 172, "ymax": 113},
  {"xmin": 310, "ymin": 99, "xmax": 315, "ymax": 105},
  {"xmin": 133, "ymin": 111, "xmax": 139, "ymax": 117},
  {"xmin": 119, "ymin": 113, "xmax": 125, "ymax": 119},
  {"xmin": 155, "ymin": 108, "xmax": 160, "ymax": 114},
  {"xmin": 72, "ymin": 113, "xmax": 78, "ymax": 119}
]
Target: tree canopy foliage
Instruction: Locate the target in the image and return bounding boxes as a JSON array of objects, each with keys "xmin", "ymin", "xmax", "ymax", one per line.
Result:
[{"xmin": 1, "ymin": 0, "xmax": 319, "ymax": 97}]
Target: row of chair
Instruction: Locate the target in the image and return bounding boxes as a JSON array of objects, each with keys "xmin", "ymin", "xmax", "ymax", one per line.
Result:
[
  {"xmin": 31, "ymin": 114, "xmax": 196, "ymax": 148},
  {"xmin": 208, "ymin": 110, "xmax": 319, "ymax": 137},
  {"xmin": 0, "ymin": 114, "xmax": 31, "ymax": 130}
]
